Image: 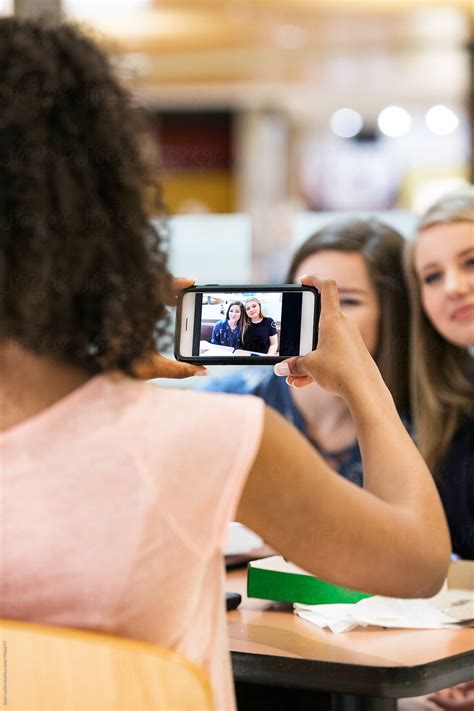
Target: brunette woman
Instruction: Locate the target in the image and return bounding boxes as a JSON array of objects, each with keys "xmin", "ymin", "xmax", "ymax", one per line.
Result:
[
  {"xmin": 210, "ymin": 301, "xmax": 243, "ymax": 349},
  {"xmin": 203, "ymin": 218, "xmax": 410, "ymax": 485}
]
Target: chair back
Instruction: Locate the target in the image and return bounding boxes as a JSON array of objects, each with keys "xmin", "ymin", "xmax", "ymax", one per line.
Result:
[{"xmin": 1, "ymin": 618, "xmax": 213, "ymax": 710}]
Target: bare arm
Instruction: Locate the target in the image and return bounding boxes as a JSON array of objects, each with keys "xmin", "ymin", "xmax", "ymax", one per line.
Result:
[
  {"xmin": 267, "ymin": 333, "xmax": 278, "ymax": 355},
  {"xmin": 236, "ymin": 276, "xmax": 450, "ymax": 599}
]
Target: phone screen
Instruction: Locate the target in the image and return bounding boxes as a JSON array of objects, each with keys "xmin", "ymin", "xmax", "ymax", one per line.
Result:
[{"xmin": 191, "ymin": 290, "xmax": 309, "ymax": 358}]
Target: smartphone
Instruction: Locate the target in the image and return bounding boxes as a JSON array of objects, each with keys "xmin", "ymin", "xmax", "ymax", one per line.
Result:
[{"xmin": 175, "ymin": 284, "xmax": 320, "ymax": 365}]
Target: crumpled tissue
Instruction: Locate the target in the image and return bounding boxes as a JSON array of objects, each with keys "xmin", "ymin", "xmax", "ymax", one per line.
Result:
[{"xmin": 294, "ymin": 582, "xmax": 473, "ymax": 633}]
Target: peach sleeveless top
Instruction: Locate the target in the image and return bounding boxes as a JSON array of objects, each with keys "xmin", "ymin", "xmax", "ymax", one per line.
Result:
[{"xmin": 0, "ymin": 374, "xmax": 264, "ymax": 709}]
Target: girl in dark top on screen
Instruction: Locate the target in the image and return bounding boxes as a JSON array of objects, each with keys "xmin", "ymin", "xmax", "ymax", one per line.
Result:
[
  {"xmin": 241, "ymin": 298, "xmax": 278, "ymax": 354},
  {"xmin": 210, "ymin": 301, "xmax": 243, "ymax": 349},
  {"xmin": 404, "ymin": 187, "xmax": 474, "ymax": 561}
]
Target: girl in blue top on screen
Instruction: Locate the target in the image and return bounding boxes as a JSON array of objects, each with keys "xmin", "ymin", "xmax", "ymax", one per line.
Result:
[
  {"xmin": 210, "ymin": 301, "xmax": 243, "ymax": 348},
  {"xmin": 241, "ymin": 298, "xmax": 279, "ymax": 354}
]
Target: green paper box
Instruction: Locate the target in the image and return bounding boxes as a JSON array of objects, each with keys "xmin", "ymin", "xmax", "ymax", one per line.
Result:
[{"xmin": 247, "ymin": 556, "xmax": 372, "ymax": 605}]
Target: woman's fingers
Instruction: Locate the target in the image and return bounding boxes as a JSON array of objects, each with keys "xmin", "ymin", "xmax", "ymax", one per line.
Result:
[
  {"xmin": 274, "ymin": 356, "xmax": 308, "ymax": 377},
  {"xmin": 286, "ymin": 374, "xmax": 313, "ymax": 388},
  {"xmin": 428, "ymin": 686, "xmax": 474, "ymax": 711},
  {"xmin": 131, "ymin": 352, "xmax": 207, "ymax": 380},
  {"xmin": 273, "ymin": 276, "xmax": 335, "ymax": 388},
  {"xmin": 275, "ymin": 273, "xmax": 379, "ymax": 399},
  {"xmin": 131, "ymin": 277, "xmax": 205, "ymax": 379},
  {"xmin": 165, "ymin": 277, "xmax": 195, "ymax": 307},
  {"xmin": 274, "ymin": 356, "xmax": 314, "ymax": 388},
  {"xmin": 298, "ymin": 274, "xmax": 342, "ymax": 318},
  {"xmin": 173, "ymin": 277, "xmax": 195, "ymax": 291}
]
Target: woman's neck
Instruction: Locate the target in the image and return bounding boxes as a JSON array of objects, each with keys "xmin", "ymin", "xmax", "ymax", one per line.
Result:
[
  {"xmin": 290, "ymin": 381, "xmax": 357, "ymax": 453},
  {"xmin": 251, "ymin": 316, "xmax": 263, "ymax": 324},
  {"xmin": 0, "ymin": 341, "xmax": 92, "ymax": 433}
]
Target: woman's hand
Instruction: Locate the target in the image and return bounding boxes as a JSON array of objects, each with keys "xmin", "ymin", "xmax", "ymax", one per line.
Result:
[
  {"xmin": 428, "ymin": 683, "xmax": 474, "ymax": 711},
  {"xmin": 131, "ymin": 278, "xmax": 207, "ymax": 380},
  {"xmin": 274, "ymin": 274, "xmax": 385, "ymax": 403}
]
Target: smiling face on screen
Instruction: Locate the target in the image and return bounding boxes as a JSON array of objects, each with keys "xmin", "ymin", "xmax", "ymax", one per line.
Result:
[
  {"xmin": 227, "ymin": 304, "xmax": 241, "ymax": 325},
  {"xmin": 245, "ymin": 300, "xmax": 262, "ymax": 322}
]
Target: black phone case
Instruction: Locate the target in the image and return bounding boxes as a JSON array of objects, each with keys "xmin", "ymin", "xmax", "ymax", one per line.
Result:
[{"xmin": 174, "ymin": 284, "xmax": 320, "ymax": 366}]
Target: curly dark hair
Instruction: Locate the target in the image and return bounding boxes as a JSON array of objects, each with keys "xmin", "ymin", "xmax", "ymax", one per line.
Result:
[{"xmin": 0, "ymin": 17, "xmax": 172, "ymax": 375}]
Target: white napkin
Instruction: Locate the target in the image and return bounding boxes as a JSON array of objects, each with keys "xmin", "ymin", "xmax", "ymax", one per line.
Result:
[{"xmin": 294, "ymin": 582, "xmax": 472, "ymax": 633}]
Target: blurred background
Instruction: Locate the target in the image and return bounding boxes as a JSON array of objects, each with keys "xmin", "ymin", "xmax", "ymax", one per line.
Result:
[{"xmin": 4, "ymin": 0, "xmax": 473, "ymax": 280}]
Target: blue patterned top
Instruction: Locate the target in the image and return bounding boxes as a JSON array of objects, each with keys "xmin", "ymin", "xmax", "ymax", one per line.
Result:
[
  {"xmin": 210, "ymin": 320, "xmax": 242, "ymax": 349},
  {"xmin": 200, "ymin": 368, "xmax": 365, "ymax": 486}
]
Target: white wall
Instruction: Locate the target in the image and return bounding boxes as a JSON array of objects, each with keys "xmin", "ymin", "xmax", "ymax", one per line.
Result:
[{"xmin": 163, "ymin": 214, "xmax": 252, "ymax": 284}]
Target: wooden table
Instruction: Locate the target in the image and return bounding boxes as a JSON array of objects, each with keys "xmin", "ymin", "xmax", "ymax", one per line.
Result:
[{"xmin": 225, "ymin": 568, "xmax": 474, "ymax": 711}]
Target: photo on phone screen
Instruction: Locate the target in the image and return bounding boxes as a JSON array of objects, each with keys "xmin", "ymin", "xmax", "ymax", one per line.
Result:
[{"xmin": 176, "ymin": 286, "xmax": 319, "ymax": 364}]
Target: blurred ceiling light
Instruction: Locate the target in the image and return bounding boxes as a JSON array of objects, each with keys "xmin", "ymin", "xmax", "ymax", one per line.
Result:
[
  {"xmin": 377, "ymin": 106, "xmax": 412, "ymax": 138},
  {"xmin": 425, "ymin": 105, "xmax": 459, "ymax": 135},
  {"xmin": 272, "ymin": 24, "xmax": 307, "ymax": 50},
  {"xmin": 330, "ymin": 108, "xmax": 363, "ymax": 139}
]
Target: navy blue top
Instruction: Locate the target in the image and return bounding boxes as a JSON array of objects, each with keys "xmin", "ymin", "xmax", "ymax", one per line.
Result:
[
  {"xmin": 435, "ymin": 418, "xmax": 474, "ymax": 560},
  {"xmin": 200, "ymin": 368, "xmax": 364, "ymax": 485},
  {"xmin": 210, "ymin": 320, "xmax": 242, "ymax": 349},
  {"xmin": 242, "ymin": 318, "xmax": 277, "ymax": 354}
]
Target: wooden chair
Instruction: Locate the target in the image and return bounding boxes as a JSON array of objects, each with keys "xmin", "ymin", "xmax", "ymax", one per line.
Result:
[{"xmin": 0, "ymin": 618, "xmax": 213, "ymax": 710}]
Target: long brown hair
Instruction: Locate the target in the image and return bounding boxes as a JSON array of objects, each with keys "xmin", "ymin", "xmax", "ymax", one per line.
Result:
[
  {"xmin": 287, "ymin": 218, "xmax": 410, "ymax": 411},
  {"xmin": 404, "ymin": 187, "xmax": 474, "ymax": 474}
]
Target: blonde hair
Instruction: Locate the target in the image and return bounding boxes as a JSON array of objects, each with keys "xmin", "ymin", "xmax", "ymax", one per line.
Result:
[
  {"xmin": 404, "ymin": 187, "xmax": 474, "ymax": 474},
  {"xmin": 241, "ymin": 298, "xmax": 264, "ymax": 346}
]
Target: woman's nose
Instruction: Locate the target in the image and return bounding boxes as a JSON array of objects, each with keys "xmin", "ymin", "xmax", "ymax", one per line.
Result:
[{"xmin": 444, "ymin": 267, "xmax": 470, "ymax": 297}]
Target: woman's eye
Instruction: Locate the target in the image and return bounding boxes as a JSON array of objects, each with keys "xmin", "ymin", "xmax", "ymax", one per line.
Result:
[
  {"xmin": 464, "ymin": 257, "xmax": 474, "ymax": 269},
  {"xmin": 340, "ymin": 298, "xmax": 361, "ymax": 306},
  {"xmin": 423, "ymin": 272, "xmax": 442, "ymax": 285}
]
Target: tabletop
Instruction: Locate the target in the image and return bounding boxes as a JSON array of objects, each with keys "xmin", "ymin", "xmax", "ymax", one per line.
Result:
[{"xmin": 225, "ymin": 567, "xmax": 474, "ymax": 699}]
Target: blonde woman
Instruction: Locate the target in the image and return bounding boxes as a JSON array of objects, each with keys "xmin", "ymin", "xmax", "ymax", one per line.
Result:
[
  {"xmin": 241, "ymin": 297, "xmax": 279, "ymax": 354},
  {"xmin": 397, "ymin": 188, "xmax": 474, "ymax": 711},
  {"xmin": 404, "ymin": 187, "xmax": 474, "ymax": 562},
  {"xmin": 401, "ymin": 195, "xmax": 474, "ymax": 711}
]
